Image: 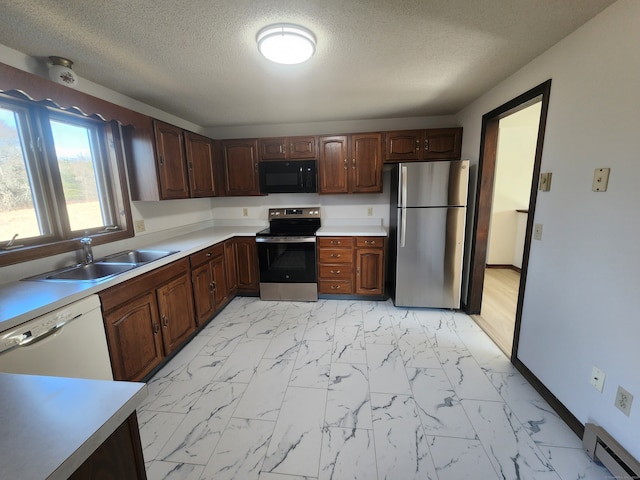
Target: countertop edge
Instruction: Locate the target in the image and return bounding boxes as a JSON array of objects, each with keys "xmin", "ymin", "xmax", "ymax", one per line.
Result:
[{"xmin": 50, "ymin": 383, "xmax": 148, "ymax": 480}]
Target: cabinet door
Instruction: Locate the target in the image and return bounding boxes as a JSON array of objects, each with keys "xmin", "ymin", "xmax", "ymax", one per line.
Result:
[
  {"xmin": 235, "ymin": 237, "xmax": 259, "ymax": 292},
  {"xmin": 350, "ymin": 133, "xmax": 382, "ymax": 193},
  {"xmin": 384, "ymin": 130, "xmax": 422, "ymax": 162},
  {"xmin": 318, "ymin": 136, "xmax": 349, "ymax": 194},
  {"xmin": 423, "ymin": 128, "xmax": 462, "ymax": 160},
  {"xmin": 103, "ymin": 292, "xmax": 164, "ymax": 381},
  {"xmin": 355, "ymin": 248, "xmax": 384, "ymax": 295},
  {"xmin": 210, "ymin": 254, "xmax": 229, "ymax": 308},
  {"xmin": 224, "ymin": 239, "xmax": 238, "ymax": 294},
  {"xmin": 191, "ymin": 262, "xmax": 215, "ymax": 326},
  {"xmin": 154, "ymin": 120, "xmax": 190, "ymax": 199},
  {"xmin": 221, "ymin": 139, "xmax": 260, "ymax": 195},
  {"xmin": 157, "ymin": 274, "xmax": 196, "ymax": 355},
  {"xmin": 259, "ymin": 137, "xmax": 287, "ymax": 160},
  {"xmin": 185, "ymin": 131, "xmax": 216, "ymax": 197},
  {"xmin": 289, "ymin": 136, "xmax": 317, "ymax": 159}
]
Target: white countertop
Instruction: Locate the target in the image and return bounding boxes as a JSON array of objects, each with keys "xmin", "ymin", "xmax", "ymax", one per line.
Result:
[
  {"xmin": 0, "ymin": 226, "xmax": 261, "ymax": 331},
  {"xmin": 316, "ymin": 225, "xmax": 387, "ymax": 237},
  {"xmin": 0, "ymin": 373, "xmax": 146, "ymax": 480},
  {"xmin": 0, "ymin": 222, "xmax": 387, "ymax": 331}
]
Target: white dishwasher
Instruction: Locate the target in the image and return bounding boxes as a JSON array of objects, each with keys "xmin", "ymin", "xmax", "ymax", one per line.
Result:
[{"xmin": 0, "ymin": 295, "xmax": 113, "ymax": 380}]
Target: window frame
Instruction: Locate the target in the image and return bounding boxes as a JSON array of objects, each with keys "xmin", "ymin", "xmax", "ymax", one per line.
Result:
[{"xmin": 0, "ymin": 93, "xmax": 133, "ymax": 266}]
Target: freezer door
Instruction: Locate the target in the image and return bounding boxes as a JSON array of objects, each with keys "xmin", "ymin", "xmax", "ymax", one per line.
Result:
[
  {"xmin": 399, "ymin": 160, "xmax": 469, "ymax": 207},
  {"xmin": 395, "ymin": 206, "xmax": 466, "ymax": 308}
]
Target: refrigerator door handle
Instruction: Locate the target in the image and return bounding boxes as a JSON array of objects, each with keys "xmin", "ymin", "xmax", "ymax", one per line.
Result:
[
  {"xmin": 400, "ymin": 207, "xmax": 407, "ymax": 247},
  {"xmin": 401, "ymin": 165, "xmax": 408, "ymax": 208}
]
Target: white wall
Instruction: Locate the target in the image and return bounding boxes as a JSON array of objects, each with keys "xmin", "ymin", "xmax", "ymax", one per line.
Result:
[
  {"xmin": 457, "ymin": 0, "xmax": 640, "ymax": 459},
  {"xmin": 486, "ymin": 103, "xmax": 540, "ymax": 266}
]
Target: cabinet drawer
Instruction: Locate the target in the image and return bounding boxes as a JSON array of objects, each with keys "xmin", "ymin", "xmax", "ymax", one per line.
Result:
[
  {"xmin": 318, "ymin": 248, "xmax": 353, "ymax": 264},
  {"xmin": 190, "ymin": 243, "xmax": 224, "ymax": 267},
  {"xmin": 319, "ymin": 280, "xmax": 353, "ymax": 294},
  {"xmin": 319, "ymin": 264, "xmax": 352, "ymax": 280},
  {"xmin": 355, "ymin": 237, "xmax": 385, "ymax": 248},
  {"xmin": 318, "ymin": 237, "xmax": 354, "ymax": 248}
]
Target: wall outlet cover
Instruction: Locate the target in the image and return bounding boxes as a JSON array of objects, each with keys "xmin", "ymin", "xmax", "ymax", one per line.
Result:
[
  {"xmin": 592, "ymin": 167, "xmax": 610, "ymax": 192},
  {"xmin": 590, "ymin": 366, "xmax": 605, "ymax": 392},
  {"xmin": 134, "ymin": 219, "xmax": 146, "ymax": 233},
  {"xmin": 615, "ymin": 386, "xmax": 633, "ymax": 416}
]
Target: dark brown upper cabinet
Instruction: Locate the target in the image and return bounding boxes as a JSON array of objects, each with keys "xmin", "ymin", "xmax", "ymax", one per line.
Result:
[
  {"xmin": 125, "ymin": 120, "xmax": 216, "ymax": 200},
  {"xmin": 184, "ymin": 131, "xmax": 216, "ymax": 197},
  {"xmin": 384, "ymin": 127, "xmax": 462, "ymax": 162},
  {"xmin": 154, "ymin": 121, "xmax": 190, "ymax": 199},
  {"xmin": 318, "ymin": 133, "xmax": 382, "ymax": 194},
  {"xmin": 259, "ymin": 136, "xmax": 317, "ymax": 161},
  {"xmin": 220, "ymin": 139, "xmax": 261, "ymax": 196}
]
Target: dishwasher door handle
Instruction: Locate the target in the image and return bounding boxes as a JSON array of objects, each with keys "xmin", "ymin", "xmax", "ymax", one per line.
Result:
[{"xmin": 16, "ymin": 314, "xmax": 79, "ymax": 349}]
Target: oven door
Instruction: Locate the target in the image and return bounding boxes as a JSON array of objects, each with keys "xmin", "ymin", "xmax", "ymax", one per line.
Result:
[{"xmin": 256, "ymin": 236, "xmax": 317, "ymax": 284}]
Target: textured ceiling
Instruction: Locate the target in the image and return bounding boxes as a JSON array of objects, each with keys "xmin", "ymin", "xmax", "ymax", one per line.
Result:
[{"xmin": 0, "ymin": 0, "xmax": 616, "ymax": 128}]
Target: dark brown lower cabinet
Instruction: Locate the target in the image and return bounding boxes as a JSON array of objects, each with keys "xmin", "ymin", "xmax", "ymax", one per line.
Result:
[
  {"xmin": 190, "ymin": 243, "xmax": 230, "ymax": 326},
  {"xmin": 69, "ymin": 413, "xmax": 146, "ymax": 480},
  {"xmin": 100, "ymin": 258, "xmax": 197, "ymax": 381},
  {"xmin": 234, "ymin": 237, "xmax": 259, "ymax": 293},
  {"xmin": 318, "ymin": 236, "xmax": 385, "ymax": 296}
]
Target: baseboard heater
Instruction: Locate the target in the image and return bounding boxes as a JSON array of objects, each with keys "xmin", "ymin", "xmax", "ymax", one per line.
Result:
[{"xmin": 583, "ymin": 423, "xmax": 640, "ymax": 479}]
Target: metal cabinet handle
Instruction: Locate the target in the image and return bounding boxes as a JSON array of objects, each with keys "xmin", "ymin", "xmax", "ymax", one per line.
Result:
[
  {"xmin": 330, "ymin": 253, "xmax": 341, "ymax": 258},
  {"xmin": 330, "ymin": 240, "xmax": 341, "ymax": 245},
  {"xmin": 364, "ymin": 240, "xmax": 376, "ymax": 245},
  {"xmin": 424, "ymin": 138, "xmax": 429, "ymax": 151},
  {"xmin": 343, "ymin": 159, "xmax": 347, "ymax": 170},
  {"xmin": 153, "ymin": 322, "xmax": 160, "ymax": 334},
  {"xmin": 330, "ymin": 269, "xmax": 341, "ymax": 274},
  {"xmin": 206, "ymin": 252, "xmax": 212, "ymax": 257},
  {"xmin": 159, "ymin": 154, "xmax": 164, "ymax": 166},
  {"xmin": 211, "ymin": 281, "xmax": 216, "ymax": 291},
  {"xmin": 162, "ymin": 315, "xmax": 168, "ymax": 327},
  {"xmin": 415, "ymin": 139, "xmax": 420, "ymax": 152},
  {"xmin": 352, "ymin": 158, "xmax": 356, "ymax": 168},
  {"xmin": 331, "ymin": 285, "xmax": 341, "ymax": 290}
]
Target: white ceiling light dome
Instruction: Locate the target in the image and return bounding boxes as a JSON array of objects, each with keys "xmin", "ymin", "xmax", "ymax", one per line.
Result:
[{"xmin": 257, "ymin": 24, "xmax": 316, "ymax": 65}]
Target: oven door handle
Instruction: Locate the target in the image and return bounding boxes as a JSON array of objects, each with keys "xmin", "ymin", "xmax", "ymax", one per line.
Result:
[{"xmin": 256, "ymin": 236, "xmax": 317, "ymax": 244}]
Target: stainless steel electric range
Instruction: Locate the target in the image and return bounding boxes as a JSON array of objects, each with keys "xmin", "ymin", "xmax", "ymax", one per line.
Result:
[{"xmin": 255, "ymin": 207, "xmax": 321, "ymax": 301}]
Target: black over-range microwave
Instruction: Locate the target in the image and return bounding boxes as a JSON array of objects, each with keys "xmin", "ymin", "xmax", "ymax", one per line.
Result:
[{"xmin": 259, "ymin": 159, "xmax": 318, "ymax": 194}]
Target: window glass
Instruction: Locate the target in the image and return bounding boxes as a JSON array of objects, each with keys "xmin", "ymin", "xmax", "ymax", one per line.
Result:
[
  {"xmin": 0, "ymin": 106, "xmax": 42, "ymax": 243},
  {"xmin": 50, "ymin": 119, "xmax": 107, "ymax": 232}
]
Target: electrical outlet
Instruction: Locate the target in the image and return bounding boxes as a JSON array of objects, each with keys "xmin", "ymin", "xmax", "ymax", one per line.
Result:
[
  {"xmin": 367, "ymin": 207, "xmax": 373, "ymax": 217},
  {"xmin": 243, "ymin": 208, "xmax": 248, "ymax": 217},
  {"xmin": 590, "ymin": 366, "xmax": 606, "ymax": 392},
  {"xmin": 592, "ymin": 167, "xmax": 610, "ymax": 192},
  {"xmin": 534, "ymin": 223, "xmax": 543, "ymax": 240},
  {"xmin": 134, "ymin": 219, "xmax": 146, "ymax": 233},
  {"xmin": 615, "ymin": 386, "xmax": 633, "ymax": 416}
]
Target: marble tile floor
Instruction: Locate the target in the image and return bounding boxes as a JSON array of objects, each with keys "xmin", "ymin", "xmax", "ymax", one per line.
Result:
[{"xmin": 138, "ymin": 297, "xmax": 611, "ymax": 480}]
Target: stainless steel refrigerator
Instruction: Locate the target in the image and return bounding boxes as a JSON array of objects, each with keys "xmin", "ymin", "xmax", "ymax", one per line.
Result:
[{"xmin": 388, "ymin": 160, "xmax": 469, "ymax": 308}]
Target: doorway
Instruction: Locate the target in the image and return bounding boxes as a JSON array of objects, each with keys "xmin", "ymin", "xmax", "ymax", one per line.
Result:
[{"xmin": 465, "ymin": 80, "xmax": 552, "ymax": 358}]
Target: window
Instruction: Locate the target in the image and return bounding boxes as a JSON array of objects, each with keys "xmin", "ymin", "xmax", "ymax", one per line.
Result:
[{"xmin": 0, "ymin": 94, "xmax": 132, "ymax": 265}]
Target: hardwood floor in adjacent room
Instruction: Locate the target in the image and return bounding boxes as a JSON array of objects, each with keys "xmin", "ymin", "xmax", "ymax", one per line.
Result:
[{"xmin": 473, "ymin": 267, "xmax": 520, "ymax": 356}]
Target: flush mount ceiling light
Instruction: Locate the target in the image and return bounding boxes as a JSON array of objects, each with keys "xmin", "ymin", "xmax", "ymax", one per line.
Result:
[
  {"xmin": 47, "ymin": 56, "xmax": 78, "ymax": 87},
  {"xmin": 257, "ymin": 24, "xmax": 316, "ymax": 65}
]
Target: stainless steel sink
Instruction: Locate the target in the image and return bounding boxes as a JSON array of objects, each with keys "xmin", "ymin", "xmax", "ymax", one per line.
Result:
[
  {"xmin": 101, "ymin": 249, "xmax": 177, "ymax": 265},
  {"xmin": 33, "ymin": 262, "xmax": 136, "ymax": 281},
  {"xmin": 24, "ymin": 249, "xmax": 178, "ymax": 282}
]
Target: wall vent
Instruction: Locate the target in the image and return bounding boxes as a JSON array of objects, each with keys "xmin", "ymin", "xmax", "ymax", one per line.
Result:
[{"xmin": 583, "ymin": 423, "xmax": 639, "ymax": 479}]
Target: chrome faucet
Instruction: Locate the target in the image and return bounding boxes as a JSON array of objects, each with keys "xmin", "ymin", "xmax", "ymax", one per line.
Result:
[{"xmin": 79, "ymin": 234, "xmax": 94, "ymax": 264}]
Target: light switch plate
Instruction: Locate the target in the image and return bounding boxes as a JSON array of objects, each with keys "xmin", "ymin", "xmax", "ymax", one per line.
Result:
[
  {"xmin": 539, "ymin": 172, "xmax": 552, "ymax": 191},
  {"xmin": 534, "ymin": 223, "xmax": 543, "ymax": 240},
  {"xmin": 592, "ymin": 167, "xmax": 610, "ymax": 192}
]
